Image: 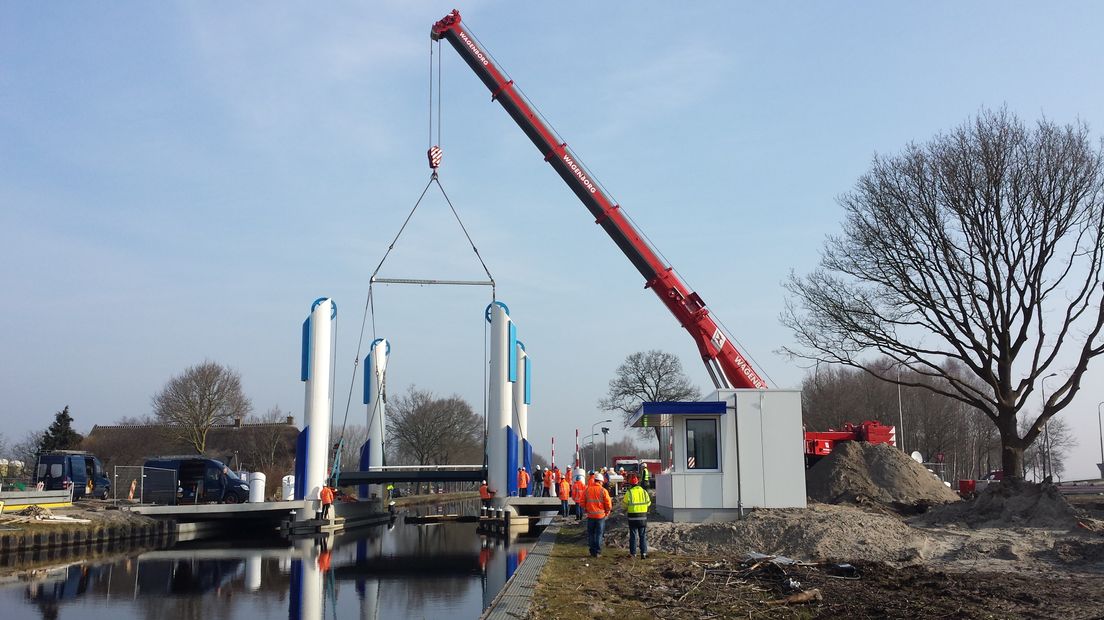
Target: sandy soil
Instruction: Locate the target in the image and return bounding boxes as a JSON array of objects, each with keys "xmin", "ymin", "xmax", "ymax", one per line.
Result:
[{"xmin": 531, "ymin": 484, "xmax": 1104, "ymax": 619}]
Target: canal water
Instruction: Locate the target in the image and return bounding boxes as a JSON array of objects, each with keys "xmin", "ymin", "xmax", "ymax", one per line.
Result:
[{"xmin": 0, "ymin": 500, "xmax": 537, "ymax": 620}]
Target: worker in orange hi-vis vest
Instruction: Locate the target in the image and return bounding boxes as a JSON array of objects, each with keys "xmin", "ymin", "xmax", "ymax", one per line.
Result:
[
  {"xmin": 582, "ymin": 473, "xmax": 613, "ymax": 557},
  {"xmin": 479, "ymin": 480, "xmax": 495, "ymax": 509},
  {"xmin": 571, "ymin": 474, "xmax": 587, "ymax": 521},
  {"xmin": 319, "ymin": 485, "xmax": 335, "ymax": 521},
  {"xmin": 557, "ymin": 475, "xmax": 571, "ymax": 517},
  {"xmin": 517, "ymin": 467, "xmax": 530, "ymax": 497},
  {"xmin": 542, "ymin": 467, "xmax": 553, "ymax": 497}
]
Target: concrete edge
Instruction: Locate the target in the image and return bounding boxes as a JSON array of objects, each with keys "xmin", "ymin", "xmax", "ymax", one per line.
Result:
[{"xmin": 480, "ymin": 521, "xmax": 561, "ymax": 620}]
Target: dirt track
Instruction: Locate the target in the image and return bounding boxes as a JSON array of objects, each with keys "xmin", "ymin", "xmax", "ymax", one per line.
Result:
[{"xmin": 531, "ymin": 495, "xmax": 1104, "ymax": 619}]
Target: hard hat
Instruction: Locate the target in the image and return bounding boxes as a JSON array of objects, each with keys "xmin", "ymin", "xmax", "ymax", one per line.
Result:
[
  {"xmin": 482, "ymin": 480, "xmax": 487, "ymax": 484},
  {"xmin": 595, "ymin": 473, "xmax": 605, "ymax": 483}
]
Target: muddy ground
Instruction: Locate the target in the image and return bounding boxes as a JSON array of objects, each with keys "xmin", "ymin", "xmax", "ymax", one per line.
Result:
[{"xmin": 529, "ymin": 495, "xmax": 1104, "ymax": 620}]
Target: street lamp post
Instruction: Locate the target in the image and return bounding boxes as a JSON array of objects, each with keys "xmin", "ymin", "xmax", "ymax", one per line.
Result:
[
  {"xmin": 897, "ymin": 363, "xmax": 905, "ymax": 453},
  {"xmin": 601, "ymin": 427, "xmax": 610, "ymax": 471},
  {"xmin": 1097, "ymin": 402, "xmax": 1104, "ymax": 478},
  {"xmin": 582, "ymin": 433, "xmax": 598, "ymax": 470},
  {"xmin": 1041, "ymin": 373, "xmax": 1057, "ymax": 480},
  {"xmin": 591, "ymin": 419, "xmax": 612, "ymax": 469}
]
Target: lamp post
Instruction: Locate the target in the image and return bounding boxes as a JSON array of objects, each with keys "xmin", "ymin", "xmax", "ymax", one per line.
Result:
[
  {"xmin": 591, "ymin": 419, "xmax": 612, "ymax": 469},
  {"xmin": 1041, "ymin": 373, "xmax": 1057, "ymax": 480},
  {"xmin": 601, "ymin": 427, "xmax": 610, "ymax": 471},
  {"xmin": 896, "ymin": 363, "xmax": 905, "ymax": 453},
  {"xmin": 1097, "ymin": 402, "xmax": 1104, "ymax": 478},
  {"xmin": 582, "ymin": 433, "xmax": 598, "ymax": 470}
]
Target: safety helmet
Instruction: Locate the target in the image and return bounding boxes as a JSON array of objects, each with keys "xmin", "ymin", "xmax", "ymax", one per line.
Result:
[
  {"xmin": 482, "ymin": 480, "xmax": 487, "ymax": 484},
  {"xmin": 594, "ymin": 473, "xmax": 605, "ymax": 483}
]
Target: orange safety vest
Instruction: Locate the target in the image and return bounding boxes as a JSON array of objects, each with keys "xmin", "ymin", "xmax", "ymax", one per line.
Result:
[
  {"xmin": 518, "ymin": 470, "xmax": 530, "ymax": 489},
  {"xmin": 543, "ymin": 469, "xmax": 553, "ymax": 488},
  {"xmin": 571, "ymin": 479, "xmax": 586, "ymax": 503},
  {"xmin": 582, "ymin": 483, "xmax": 612, "ymax": 519},
  {"xmin": 320, "ymin": 487, "xmax": 335, "ymax": 505},
  {"xmin": 557, "ymin": 478, "xmax": 571, "ymax": 500},
  {"xmin": 479, "ymin": 484, "xmax": 491, "ymax": 500}
]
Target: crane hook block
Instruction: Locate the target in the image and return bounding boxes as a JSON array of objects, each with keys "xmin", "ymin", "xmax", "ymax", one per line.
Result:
[{"xmin": 428, "ymin": 145, "xmax": 443, "ymax": 169}]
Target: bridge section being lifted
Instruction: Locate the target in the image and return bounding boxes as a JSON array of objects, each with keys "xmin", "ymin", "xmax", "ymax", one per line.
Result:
[{"xmin": 294, "ymin": 297, "xmax": 531, "ymax": 513}]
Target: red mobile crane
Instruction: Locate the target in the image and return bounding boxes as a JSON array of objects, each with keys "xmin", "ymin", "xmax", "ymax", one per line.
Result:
[{"xmin": 431, "ymin": 10, "xmax": 765, "ymax": 390}]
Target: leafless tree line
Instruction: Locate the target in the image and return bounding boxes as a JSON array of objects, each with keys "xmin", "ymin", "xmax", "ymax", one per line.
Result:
[{"xmin": 803, "ymin": 359, "xmax": 1077, "ymax": 481}]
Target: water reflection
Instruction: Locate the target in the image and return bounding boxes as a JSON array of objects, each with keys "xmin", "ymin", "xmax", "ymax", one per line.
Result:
[{"xmin": 4, "ymin": 501, "xmax": 533, "ymax": 620}]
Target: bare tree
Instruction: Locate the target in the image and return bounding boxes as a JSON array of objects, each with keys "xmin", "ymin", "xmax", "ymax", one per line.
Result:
[
  {"xmin": 336, "ymin": 423, "xmax": 368, "ymax": 472},
  {"xmin": 151, "ymin": 361, "xmax": 252, "ymax": 454},
  {"xmin": 1019, "ymin": 415, "xmax": 1077, "ymax": 481},
  {"xmin": 241, "ymin": 406, "xmax": 295, "ymax": 472},
  {"xmin": 599, "ymin": 350, "xmax": 702, "ymax": 439},
  {"xmin": 12, "ymin": 430, "xmax": 43, "ymax": 468},
  {"xmin": 387, "ymin": 387, "xmax": 482, "ymax": 467},
  {"xmin": 783, "ymin": 109, "xmax": 1104, "ymax": 479}
]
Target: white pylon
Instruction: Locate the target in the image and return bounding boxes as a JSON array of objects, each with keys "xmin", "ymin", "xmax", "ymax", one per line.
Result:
[
  {"xmin": 301, "ymin": 297, "xmax": 335, "ymax": 505},
  {"xmin": 486, "ymin": 301, "xmax": 514, "ymax": 505},
  {"xmin": 513, "ymin": 340, "xmax": 531, "ymax": 479},
  {"xmin": 363, "ymin": 338, "xmax": 389, "ymax": 499}
]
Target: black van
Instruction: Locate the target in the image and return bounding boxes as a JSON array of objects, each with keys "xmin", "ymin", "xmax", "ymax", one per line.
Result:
[
  {"xmin": 143, "ymin": 457, "xmax": 250, "ymax": 504},
  {"xmin": 35, "ymin": 451, "xmax": 111, "ymax": 500}
]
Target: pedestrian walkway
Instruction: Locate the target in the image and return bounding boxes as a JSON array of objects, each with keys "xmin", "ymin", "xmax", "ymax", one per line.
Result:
[{"xmin": 479, "ymin": 521, "xmax": 561, "ymax": 620}]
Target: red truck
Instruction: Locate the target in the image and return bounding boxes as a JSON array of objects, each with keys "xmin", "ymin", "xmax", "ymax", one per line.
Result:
[
  {"xmin": 803, "ymin": 420, "xmax": 897, "ymax": 468},
  {"xmin": 611, "ymin": 456, "xmax": 661, "ymax": 487}
]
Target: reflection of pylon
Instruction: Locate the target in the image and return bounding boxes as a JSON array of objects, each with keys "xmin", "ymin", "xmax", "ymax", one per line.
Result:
[
  {"xmin": 128, "ymin": 479, "xmax": 137, "ymax": 501},
  {"xmin": 427, "ymin": 145, "xmax": 442, "ymax": 169}
]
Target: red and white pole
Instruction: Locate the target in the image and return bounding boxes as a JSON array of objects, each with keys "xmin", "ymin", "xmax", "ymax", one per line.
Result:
[
  {"xmin": 575, "ymin": 429, "xmax": 580, "ymax": 469},
  {"xmin": 551, "ymin": 436, "xmax": 555, "ymax": 469}
]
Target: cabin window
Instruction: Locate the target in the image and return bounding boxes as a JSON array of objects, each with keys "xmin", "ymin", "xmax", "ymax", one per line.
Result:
[{"xmin": 685, "ymin": 418, "xmax": 719, "ymax": 470}]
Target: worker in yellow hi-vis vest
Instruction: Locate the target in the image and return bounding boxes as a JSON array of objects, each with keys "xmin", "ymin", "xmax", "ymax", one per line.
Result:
[{"xmin": 622, "ymin": 472, "xmax": 652, "ymax": 558}]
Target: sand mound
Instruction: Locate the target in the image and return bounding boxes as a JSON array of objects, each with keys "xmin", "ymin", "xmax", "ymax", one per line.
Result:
[
  {"xmin": 605, "ymin": 504, "xmax": 941, "ymax": 564},
  {"xmin": 805, "ymin": 441, "xmax": 960, "ymax": 507},
  {"xmin": 914, "ymin": 479, "xmax": 1082, "ymax": 528}
]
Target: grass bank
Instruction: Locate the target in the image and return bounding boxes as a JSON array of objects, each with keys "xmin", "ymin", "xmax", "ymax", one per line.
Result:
[{"xmin": 528, "ymin": 523, "xmax": 658, "ymax": 619}]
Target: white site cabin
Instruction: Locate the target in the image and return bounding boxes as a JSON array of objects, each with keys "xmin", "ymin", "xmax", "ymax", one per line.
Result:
[{"xmin": 629, "ymin": 389, "xmax": 806, "ymax": 522}]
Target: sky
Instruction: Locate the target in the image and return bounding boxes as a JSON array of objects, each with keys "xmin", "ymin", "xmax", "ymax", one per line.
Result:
[{"xmin": 2, "ymin": 2, "xmax": 1104, "ymax": 480}]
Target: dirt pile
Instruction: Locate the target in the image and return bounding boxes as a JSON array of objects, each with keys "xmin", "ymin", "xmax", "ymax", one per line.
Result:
[
  {"xmin": 605, "ymin": 503, "xmax": 941, "ymax": 564},
  {"xmin": 914, "ymin": 480, "xmax": 1083, "ymax": 528},
  {"xmin": 806, "ymin": 441, "xmax": 960, "ymax": 507}
]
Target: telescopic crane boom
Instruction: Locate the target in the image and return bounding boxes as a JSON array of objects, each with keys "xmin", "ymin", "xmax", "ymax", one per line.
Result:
[{"xmin": 432, "ymin": 10, "xmax": 766, "ymax": 390}]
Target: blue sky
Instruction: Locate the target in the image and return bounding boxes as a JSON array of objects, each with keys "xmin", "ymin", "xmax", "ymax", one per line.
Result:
[{"xmin": 3, "ymin": 2, "xmax": 1104, "ymax": 479}]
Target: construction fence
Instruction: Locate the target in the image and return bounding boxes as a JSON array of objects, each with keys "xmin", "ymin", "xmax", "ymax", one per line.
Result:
[{"xmin": 113, "ymin": 466, "xmax": 177, "ymax": 505}]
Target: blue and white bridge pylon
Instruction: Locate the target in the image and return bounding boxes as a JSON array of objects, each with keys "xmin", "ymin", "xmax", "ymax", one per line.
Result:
[
  {"xmin": 295, "ymin": 297, "xmax": 336, "ymax": 518},
  {"xmin": 487, "ymin": 301, "xmax": 531, "ymax": 505},
  {"xmin": 361, "ymin": 337, "xmax": 389, "ymax": 500}
]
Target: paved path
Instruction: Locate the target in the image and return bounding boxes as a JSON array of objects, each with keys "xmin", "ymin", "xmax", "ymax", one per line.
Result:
[{"xmin": 480, "ymin": 521, "xmax": 561, "ymax": 620}]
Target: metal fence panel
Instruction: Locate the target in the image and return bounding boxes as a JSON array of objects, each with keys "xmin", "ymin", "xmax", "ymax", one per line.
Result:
[{"xmin": 114, "ymin": 466, "xmax": 177, "ymax": 505}]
